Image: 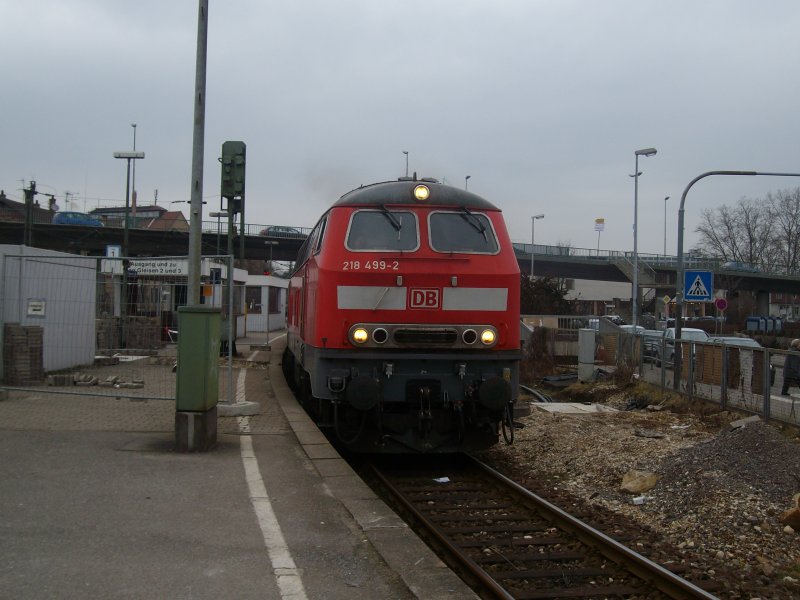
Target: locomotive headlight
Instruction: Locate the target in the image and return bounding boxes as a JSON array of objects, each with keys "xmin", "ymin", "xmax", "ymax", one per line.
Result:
[
  {"xmin": 413, "ymin": 184, "xmax": 430, "ymax": 202},
  {"xmin": 480, "ymin": 329, "xmax": 496, "ymax": 346},
  {"xmin": 352, "ymin": 327, "xmax": 369, "ymax": 344}
]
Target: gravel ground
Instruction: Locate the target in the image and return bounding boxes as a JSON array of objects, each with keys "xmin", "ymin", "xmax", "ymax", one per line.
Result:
[{"xmin": 480, "ymin": 383, "xmax": 800, "ymax": 599}]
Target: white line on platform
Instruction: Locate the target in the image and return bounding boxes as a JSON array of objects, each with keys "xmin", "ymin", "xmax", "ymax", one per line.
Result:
[{"xmin": 240, "ymin": 426, "xmax": 308, "ymax": 600}]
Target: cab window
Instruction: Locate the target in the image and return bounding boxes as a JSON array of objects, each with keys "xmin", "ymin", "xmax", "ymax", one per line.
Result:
[
  {"xmin": 345, "ymin": 209, "xmax": 419, "ymax": 251},
  {"xmin": 429, "ymin": 211, "xmax": 499, "ymax": 254}
]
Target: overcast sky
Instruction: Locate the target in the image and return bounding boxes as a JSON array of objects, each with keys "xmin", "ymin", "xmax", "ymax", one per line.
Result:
[{"xmin": 3, "ymin": 1, "xmax": 800, "ymax": 255}]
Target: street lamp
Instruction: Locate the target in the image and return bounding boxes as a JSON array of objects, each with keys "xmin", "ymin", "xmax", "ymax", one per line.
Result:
[
  {"xmin": 632, "ymin": 147, "xmax": 657, "ymax": 328},
  {"xmin": 672, "ymin": 170, "xmax": 800, "ymax": 388},
  {"xmin": 131, "ymin": 123, "xmax": 138, "ymax": 220},
  {"xmin": 264, "ymin": 240, "xmax": 278, "ymax": 273},
  {"xmin": 264, "ymin": 240, "xmax": 279, "ymax": 332},
  {"xmin": 113, "ymin": 149, "xmax": 144, "ymax": 351},
  {"xmin": 663, "ymin": 196, "xmax": 670, "ymax": 256},
  {"xmin": 113, "ymin": 151, "xmax": 145, "ymax": 257},
  {"xmin": 530, "ymin": 214, "xmax": 545, "ymax": 277},
  {"xmin": 465, "ymin": 175, "xmax": 471, "ymax": 190},
  {"xmin": 402, "ymin": 150, "xmax": 409, "ymax": 177},
  {"xmin": 210, "ymin": 211, "xmax": 228, "ymax": 255}
]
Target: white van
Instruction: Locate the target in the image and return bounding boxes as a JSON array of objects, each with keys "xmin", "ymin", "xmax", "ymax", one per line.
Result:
[{"xmin": 657, "ymin": 327, "xmax": 709, "ymax": 366}]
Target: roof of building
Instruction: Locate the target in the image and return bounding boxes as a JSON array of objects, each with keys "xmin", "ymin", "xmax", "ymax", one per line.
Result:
[
  {"xmin": 143, "ymin": 211, "xmax": 189, "ymax": 231},
  {"xmin": 0, "ymin": 190, "xmax": 56, "ymax": 223}
]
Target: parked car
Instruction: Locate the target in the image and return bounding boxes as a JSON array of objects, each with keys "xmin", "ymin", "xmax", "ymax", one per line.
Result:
[
  {"xmin": 259, "ymin": 225, "xmax": 303, "ymax": 238},
  {"xmin": 707, "ymin": 336, "xmax": 776, "ymax": 386},
  {"xmin": 657, "ymin": 327, "xmax": 709, "ymax": 367},
  {"xmin": 642, "ymin": 330, "xmax": 663, "ymax": 362},
  {"xmin": 721, "ymin": 260, "xmax": 760, "ymax": 273},
  {"xmin": 619, "ymin": 325, "xmax": 645, "ymax": 334},
  {"xmin": 52, "ymin": 211, "xmax": 104, "ymax": 226},
  {"xmin": 588, "ymin": 316, "xmax": 625, "ymax": 331}
]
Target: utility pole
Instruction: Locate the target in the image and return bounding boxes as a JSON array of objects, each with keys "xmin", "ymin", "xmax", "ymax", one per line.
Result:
[
  {"xmin": 187, "ymin": 0, "xmax": 209, "ymax": 306},
  {"xmin": 23, "ymin": 181, "xmax": 37, "ymax": 246}
]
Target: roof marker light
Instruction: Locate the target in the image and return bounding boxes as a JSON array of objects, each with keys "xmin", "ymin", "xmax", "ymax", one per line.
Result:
[{"xmin": 413, "ymin": 184, "xmax": 430, "ymax": 202}]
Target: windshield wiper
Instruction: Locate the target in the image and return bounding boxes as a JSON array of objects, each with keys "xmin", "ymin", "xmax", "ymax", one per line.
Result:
[
  {"xmin": 380, "ymin": 205, "xmax": 402, "ymax": 239},
  {"xmin": 380, "ymin": 205, "xmax": 402, "ymax": 231},
  {"xmin": 460, "ymin": 206, "xmax": 487, "ymax": 242}
]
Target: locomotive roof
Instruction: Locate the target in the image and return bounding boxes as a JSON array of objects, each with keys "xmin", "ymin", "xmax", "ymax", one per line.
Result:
[{"xmin": 333, "ymin": 179, "xmax": 501, "ymax": 210}]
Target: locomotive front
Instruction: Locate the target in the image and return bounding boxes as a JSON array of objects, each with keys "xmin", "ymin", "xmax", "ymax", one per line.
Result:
[{"xmin": 285, "ymin": 179, "xmax": 521, "ymax": 453}]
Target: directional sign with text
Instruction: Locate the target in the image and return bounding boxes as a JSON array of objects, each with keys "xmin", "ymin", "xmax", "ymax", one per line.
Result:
[{"xmin": 684, "ymin": 270, "xmax": 713, "ymax": 302}]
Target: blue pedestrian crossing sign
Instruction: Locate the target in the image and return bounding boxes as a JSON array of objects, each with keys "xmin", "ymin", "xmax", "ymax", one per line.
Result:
[{"xmin": 684, "ymin": 270, "xmax": 713, "ymax": 301}]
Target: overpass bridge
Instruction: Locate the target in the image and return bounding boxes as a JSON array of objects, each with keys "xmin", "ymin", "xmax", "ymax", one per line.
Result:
[
  {"xmin": 1, "ymin": 218, "xmax": 799, "ymax": 297},
  {"xmin": 0, "ymin": 220, "xmax": 309, "ymax": 264},
  {"xmin": 512, "ymin": 242, "xmax": 800, "ymax": 296}
]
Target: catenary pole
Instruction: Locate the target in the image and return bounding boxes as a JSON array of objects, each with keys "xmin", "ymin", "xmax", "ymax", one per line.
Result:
[{"xmin": 187, "ymin": 0, "xmax": 208, "ymax": 305}]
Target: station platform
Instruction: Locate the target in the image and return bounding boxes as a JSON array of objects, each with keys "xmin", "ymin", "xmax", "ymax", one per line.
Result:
[{"xmin": 0, "ymin": 333, "xmax": 477, "ymax": 599}]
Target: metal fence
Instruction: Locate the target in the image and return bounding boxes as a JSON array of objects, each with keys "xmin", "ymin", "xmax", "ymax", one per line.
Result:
[
  {"xmin": 1, "ymin": 252, "xmax": 242, "ymax": 403},
  {"xmin": 608, "ymin": 331, "xmax": 800, "ymax": 427}
]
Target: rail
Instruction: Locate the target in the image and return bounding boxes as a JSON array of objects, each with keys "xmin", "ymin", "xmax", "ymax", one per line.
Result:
[{"xmin": 370, "ymin": 454, "xmax": 717, "ymax": 599}]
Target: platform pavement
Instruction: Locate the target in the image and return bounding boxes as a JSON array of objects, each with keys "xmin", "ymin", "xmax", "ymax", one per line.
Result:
[{"xmin": 0, "ymin": 332, "xmax": 478, "ymax": 599}]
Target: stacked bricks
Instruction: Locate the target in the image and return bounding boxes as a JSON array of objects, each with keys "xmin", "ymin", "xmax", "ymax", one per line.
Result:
[
  {"xmin": 96, "ymin": 317, "xmax": 120, "ymax": 351},
  {"xmin": 3, "ymin": 324, "xmax": 44, "ymax": 385},
  {"xmin": 124, "ymin": 316, "xmax": 161, "ymax": 350},
  {"xmin": 96, "ymin": 316, "xmax": 162, "ymax": 352}
]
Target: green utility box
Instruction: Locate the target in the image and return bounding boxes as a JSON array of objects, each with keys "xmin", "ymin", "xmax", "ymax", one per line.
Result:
[{"xmin": 176, "ymin": 306, "xmax": 221, "ymax": 412}]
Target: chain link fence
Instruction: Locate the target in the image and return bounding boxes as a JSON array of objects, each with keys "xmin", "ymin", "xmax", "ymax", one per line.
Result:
[
  {"xmin": 610, "ymin": 331, "xmax": 800, "ymax": 427},
  {"xmin": 1, "ymin": 252, "xmax": 243, "ymax": 402}
]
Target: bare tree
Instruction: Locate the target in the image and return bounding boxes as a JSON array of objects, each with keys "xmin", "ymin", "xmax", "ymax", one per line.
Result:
[
  {"xmin": 765, "ymin": 188, "xmax": 800, "ymax": 274},
  {"xmin": 694, "ymin": 197, "xmax": 773, "ymax": 268}
]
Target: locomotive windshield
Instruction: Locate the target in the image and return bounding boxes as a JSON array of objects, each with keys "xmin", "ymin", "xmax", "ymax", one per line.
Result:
[
  {"xmin": 346, "ymin": 209, "xmax": 419, "ymax": 251},
  {"xmin": 429, "ymin": 211, "xmax": 499, "ymax": 254}
]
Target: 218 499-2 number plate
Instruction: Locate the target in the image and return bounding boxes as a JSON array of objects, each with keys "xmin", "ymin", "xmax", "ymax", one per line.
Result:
[{"xmin": 342, "ymin": 259, "xmax": 399, "ymax": 271}]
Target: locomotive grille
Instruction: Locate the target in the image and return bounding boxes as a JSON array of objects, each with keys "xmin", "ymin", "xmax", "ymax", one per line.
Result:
[{"xmin": 393, "ymin": 328, "xmax": 458, "ymax": 345}]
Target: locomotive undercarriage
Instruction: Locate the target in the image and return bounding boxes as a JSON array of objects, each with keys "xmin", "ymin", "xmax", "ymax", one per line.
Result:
[{"xmin": 283, "ymin": 344, "xmax": 520, "ymax": 453}]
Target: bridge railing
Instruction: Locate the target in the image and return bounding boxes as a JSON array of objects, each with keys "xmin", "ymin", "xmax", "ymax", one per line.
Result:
[
  {"xmin": 200, "ymin": 221, "xmax": 311, "ymax": 238},
  {"xmin": 0, "ymin": 209, "xmax": 311, "ymax": 239},
  {"xmin": 513, "ymin": 242, "xmax": 723, "ymax": 271}
]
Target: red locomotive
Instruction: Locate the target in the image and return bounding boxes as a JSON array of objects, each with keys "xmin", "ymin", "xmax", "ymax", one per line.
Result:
[{"xmin": 282, "ymin": 177, "xmax": 521, "ymax": 453}]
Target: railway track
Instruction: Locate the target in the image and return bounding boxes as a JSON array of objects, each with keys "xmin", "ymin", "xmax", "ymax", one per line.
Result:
[{"xmin": 369, "ymin": 454, "xmax": 718, "ymax": 599}]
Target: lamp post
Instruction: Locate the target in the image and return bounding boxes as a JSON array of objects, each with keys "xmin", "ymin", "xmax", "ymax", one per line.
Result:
[
  {"xmin": 672, "ymin": 170, "xmax": 800, "ymax": 389},
  {"xmin": 663, "ymin": 196, "xmax": 670, "ymax": 256},
  {"xmin": 264, "ymin": 241, "xmax": 278, "ymax": 333},
  {"xmin": 402, "ymin": 150, "xmax": 409, "ymax": 177},
  {"xmin": 113, "ymin": 150, "xmax": 144, "ymax": 351},
  {"xmin": 632, "ymin": 147, "xmax": 657, "ymax": 328},
  {"xmin": 113, "ymin": 151, "xmax": 145, "ymax": 257},
  {"xmin": 264, "ymin": 240, "xmax": 278, "ymax": 273},
  {"xmin": 465, "ymin": 175, "xmax": 471, "ymax": 190},
  {"xmin": 131, "ymin": 123, "xmax": 138, "ymax": 221},
  {"xmin": 530, "ymin": 214, "xmax": 545, "ymax": 277},
  {"xmin": 210, "ymin": 211, "xmax": 228, "ymax": 255}
]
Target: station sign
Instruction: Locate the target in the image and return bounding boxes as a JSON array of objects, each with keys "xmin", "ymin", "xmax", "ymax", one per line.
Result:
[{"xmin": 101, "ymin": 258, "xmax": 188, "ymax": 276}]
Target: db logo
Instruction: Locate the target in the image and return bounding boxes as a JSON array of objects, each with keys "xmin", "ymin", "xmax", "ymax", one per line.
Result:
[{"xmin": 409, "ymin": 288, "xmax": 440, "ymax": 309}]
